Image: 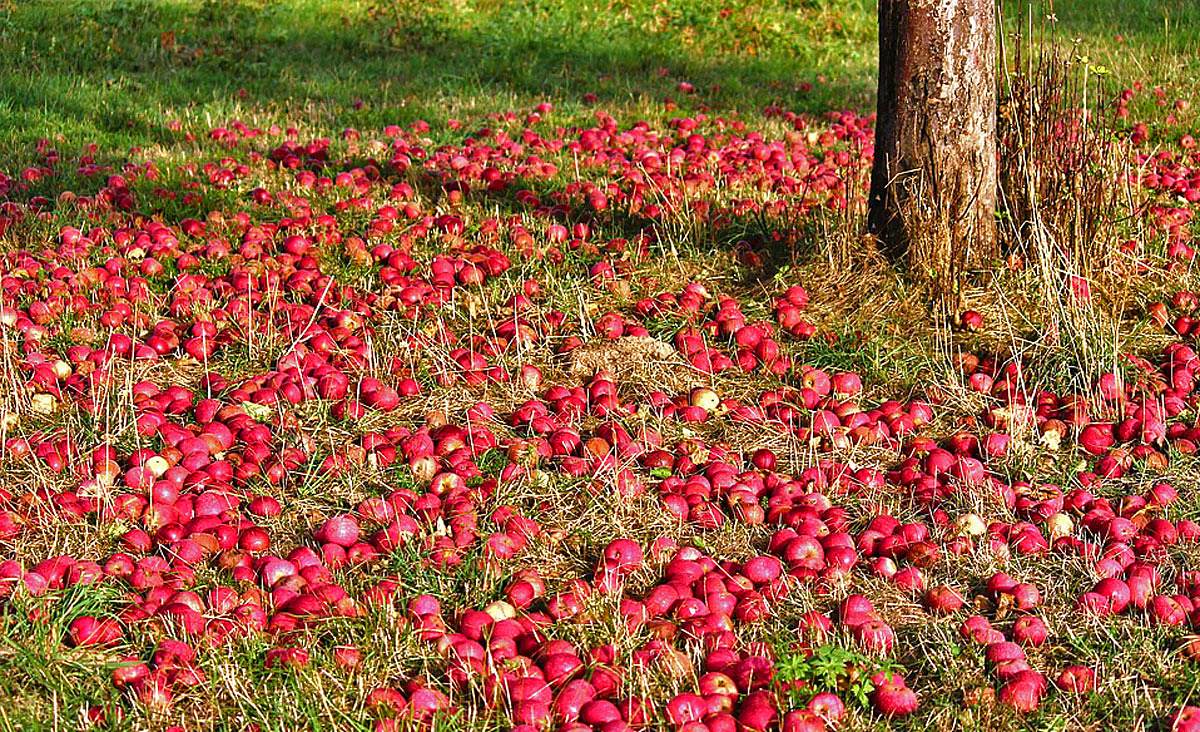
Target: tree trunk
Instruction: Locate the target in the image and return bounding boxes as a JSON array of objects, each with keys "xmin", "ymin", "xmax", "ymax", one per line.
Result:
[{"xmin": 868, "ymin": 0, "xmax": 997, "ymax": 296}]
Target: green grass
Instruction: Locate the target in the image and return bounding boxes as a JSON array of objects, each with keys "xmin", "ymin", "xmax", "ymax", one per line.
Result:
[
  {"xmin": 0, "ymin": 0, "xmax": 1196, "ymax": 164},
  {"xmin": 0, "ymin": 0, "xmax": 873, "ymax": 158}
]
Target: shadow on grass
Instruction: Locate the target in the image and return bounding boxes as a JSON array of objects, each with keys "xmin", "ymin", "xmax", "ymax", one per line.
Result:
[{"xmin": 0, "ymin": 0, "xmax": 876, "ymax": 157}]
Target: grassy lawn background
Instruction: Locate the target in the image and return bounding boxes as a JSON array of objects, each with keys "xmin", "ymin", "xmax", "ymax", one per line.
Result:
[{"xmin": 0, "ymin": 0, "xmax": 1195, "ymax": 161}]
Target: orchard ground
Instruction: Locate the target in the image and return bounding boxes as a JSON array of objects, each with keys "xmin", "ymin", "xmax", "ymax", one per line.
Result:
[{"xmin": 1, "ymin": 1, "xmax": 1200, "ymax": 732}]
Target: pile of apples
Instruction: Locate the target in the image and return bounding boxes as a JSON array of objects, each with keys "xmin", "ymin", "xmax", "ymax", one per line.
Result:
[{"xmin": 0, "ymin": 89, "xmax": 1198, "ymax": 730}]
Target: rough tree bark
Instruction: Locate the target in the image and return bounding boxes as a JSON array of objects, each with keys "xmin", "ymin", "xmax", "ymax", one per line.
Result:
[{"xmin": 868, "ymin": 0, "xmax": 997, "ymax": 295}]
